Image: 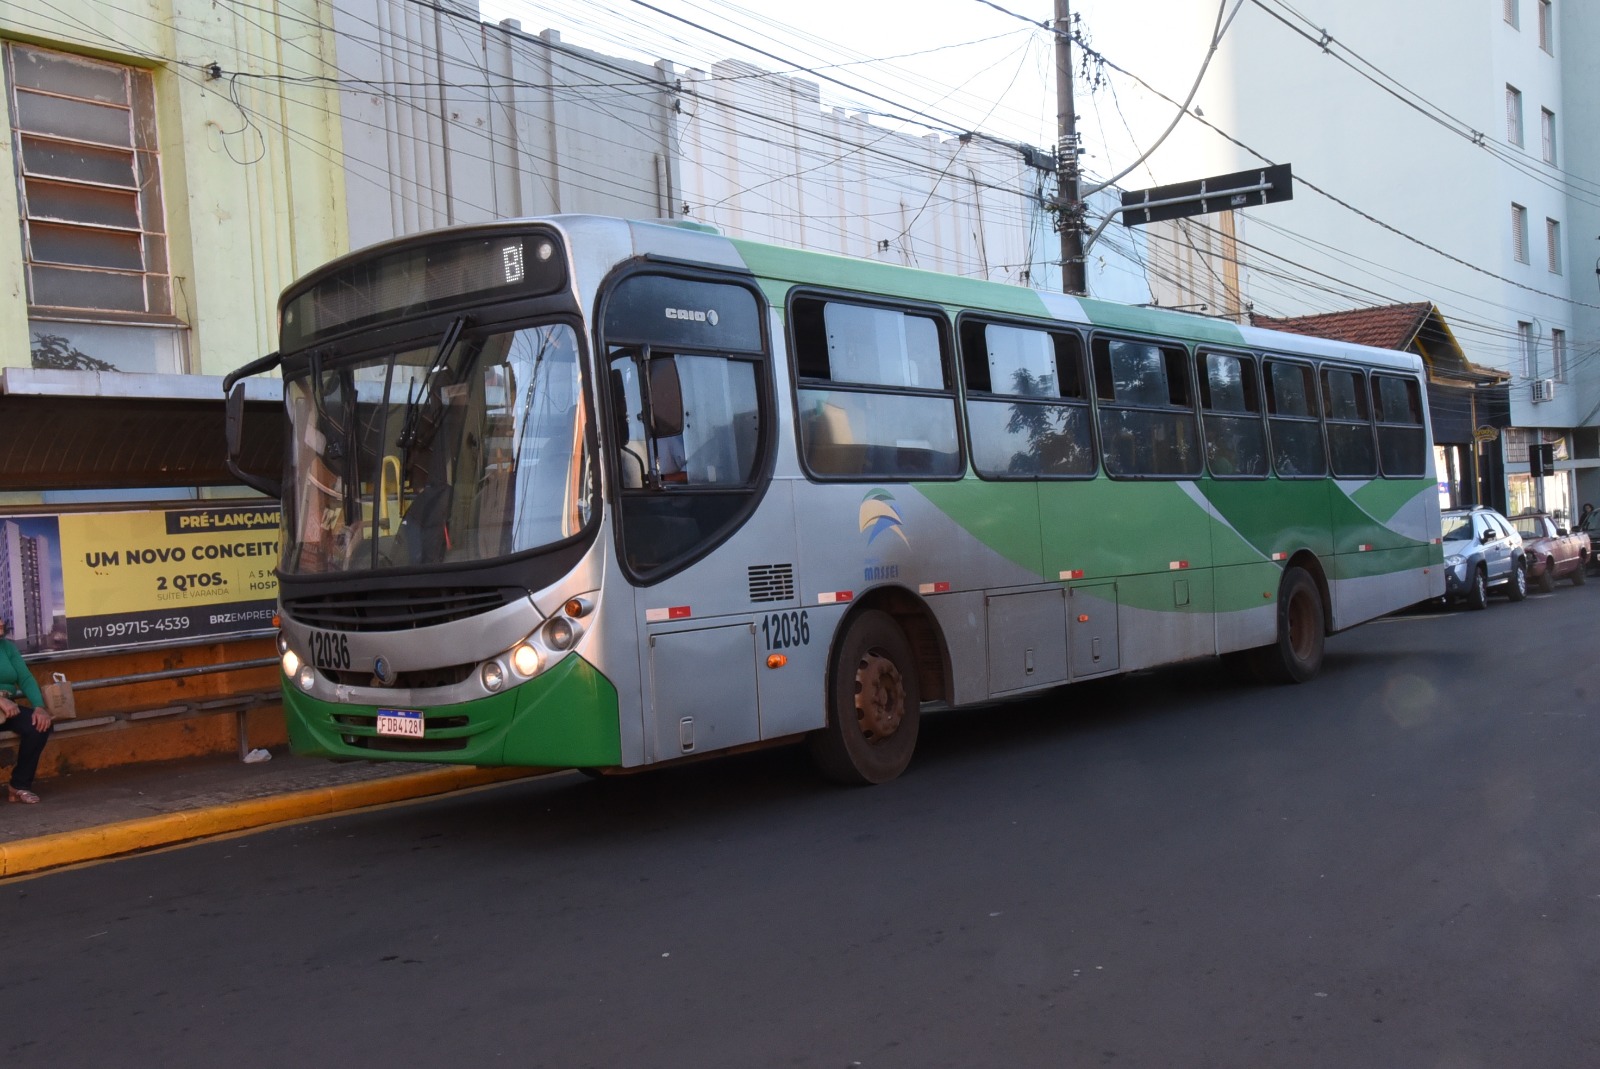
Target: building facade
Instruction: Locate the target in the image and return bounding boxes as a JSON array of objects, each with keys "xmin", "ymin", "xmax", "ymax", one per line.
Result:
[
  {"xmin": 1077, "ymin": 0, "xmax": 1600, "ymax": 519},
  {"xmin": 1, "ymin": 2, "xmax": 349, "ymax": 384}
]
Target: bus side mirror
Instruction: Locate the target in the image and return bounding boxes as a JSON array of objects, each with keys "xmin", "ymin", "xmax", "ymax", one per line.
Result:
[{"xmin": 225, "ymin": 376, "xmax": 283, "ymax": 499}]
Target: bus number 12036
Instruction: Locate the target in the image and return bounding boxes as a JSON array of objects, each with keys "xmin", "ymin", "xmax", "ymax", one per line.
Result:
[{"xmin": 762, "ymin": 610, "xmax": 810, "ymax": 651}]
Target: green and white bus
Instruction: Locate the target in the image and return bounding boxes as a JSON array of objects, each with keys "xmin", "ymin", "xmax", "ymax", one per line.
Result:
[{"xmin": 225, "ymin": 215, "xmax": 1443, "ymax": 784}]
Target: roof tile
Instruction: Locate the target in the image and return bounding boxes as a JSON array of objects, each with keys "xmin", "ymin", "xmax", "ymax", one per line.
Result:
[{"xmin": 1251, "ymin": 302, "xmax": 1432, "ymax": 351}]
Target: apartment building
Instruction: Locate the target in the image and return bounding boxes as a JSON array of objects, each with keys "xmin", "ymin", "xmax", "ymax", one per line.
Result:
[{"xmin": 1079, "ymin": 0, "xmax": 1600, "ymax": 515}]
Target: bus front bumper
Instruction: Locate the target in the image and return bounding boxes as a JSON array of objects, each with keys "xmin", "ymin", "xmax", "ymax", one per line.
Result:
[{"xmin": 280, "ymin": 653, "xmax": 622, "ymax": 768}]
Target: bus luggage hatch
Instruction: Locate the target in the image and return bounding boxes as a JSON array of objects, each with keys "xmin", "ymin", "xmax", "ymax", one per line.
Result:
[
  {"xmin": 986, "ymin": 589, "xmax": 1069, "ymax": 696},
  {"xmin": 647, "ymin": 623, "xmax": 761, "ymax": 761},
  {"xmin": 1068, "ymin": 582, "xmax": 1121, "ymax": 678}
]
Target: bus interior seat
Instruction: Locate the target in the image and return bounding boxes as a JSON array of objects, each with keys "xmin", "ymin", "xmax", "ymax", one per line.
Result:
[{"xmin": 803, "ymin": 401, "xmax": 866, "ymax": 475}]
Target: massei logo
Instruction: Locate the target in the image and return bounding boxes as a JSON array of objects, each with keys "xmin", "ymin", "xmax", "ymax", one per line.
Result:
[
  {"xmin": 859, "ymin": 489, "xmax": 909, "ymax": 547},
  {"xmin": 664, "ymin": 307, "xmax": 720, "ymax": 325}
]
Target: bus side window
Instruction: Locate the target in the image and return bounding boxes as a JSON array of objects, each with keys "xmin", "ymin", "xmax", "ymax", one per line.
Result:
[
  {"xmin": 1198, "ymin": 351, "xmax": 1268, "ymax": 478},
  {"xmin": 1091, "ymin": 336, "xmax": 1202, "ymax": 478},
  {"xmin": 1372, "ymin": 373, "xmax": 1427, "ymax": 476},
  {"xmin": 791, "ymin": 294, "xmax": 961, "ymax": 480},
  {"xmin": 963, "ymin": 318, "xmax": 1095, "ymax": 479},
  {"xmin": 1322, "ymin": 366, "xmax": 1376, "ymax": 478},
  {"xmin": 1264, "ymin": 358, "xmax": 1326, "ymax": 478}
]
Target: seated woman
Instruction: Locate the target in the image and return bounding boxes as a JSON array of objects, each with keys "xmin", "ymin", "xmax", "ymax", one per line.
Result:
[{"xmin": 0, "ymin": 618, "xmax": 52, "ymax": 804}]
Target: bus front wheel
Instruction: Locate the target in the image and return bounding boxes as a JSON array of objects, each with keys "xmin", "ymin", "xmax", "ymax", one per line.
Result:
[
  {"xmin": 809, "ymin": 610, "xmax": 921, "ymax": 785},
  {"xmin": 1249, "ymin": 567, "xmax": 1325, "ymax": 684}
]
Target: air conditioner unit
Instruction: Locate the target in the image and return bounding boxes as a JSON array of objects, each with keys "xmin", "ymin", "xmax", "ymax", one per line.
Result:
[{"xmin": 1532, "ymin": 378, "xmax": 1556, "ymax": 402}]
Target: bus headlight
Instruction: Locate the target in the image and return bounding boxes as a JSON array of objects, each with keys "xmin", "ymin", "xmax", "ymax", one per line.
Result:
[
  {"xmin": 295, "ymin": 663, "xmax": 316, "ymax": 691},
  {"xmin": 276, "ymin": 631, "xmax": 290, "ymax": 656},
  {"xmin": 543, "ymin": 615, "xmax": 577, "ymax": 651},
  {"xmin": 481, "ymin": 661, "xmax": 506, "ymax": 692},
  {"xmin": 282, "ymin": 649, "xmax": 301, "ymax": 677},
  {"xmin": 511, "ymin": 642, "xmax": 542, "ymax": 677}
]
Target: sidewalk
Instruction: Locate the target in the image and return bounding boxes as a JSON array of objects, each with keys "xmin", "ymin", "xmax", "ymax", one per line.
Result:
[{"xmin": 0, "ymin": 748, "xmax": 549, "ymax": 879}]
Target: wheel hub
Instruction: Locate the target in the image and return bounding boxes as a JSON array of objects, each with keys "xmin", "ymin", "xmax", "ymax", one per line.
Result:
[{"xmin": 854, "ymin": 651, "xmax": 906, "ymax": 740}]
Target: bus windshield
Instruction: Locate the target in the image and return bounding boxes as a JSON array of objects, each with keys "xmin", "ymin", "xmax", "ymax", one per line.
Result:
[{"xmin": 282, "ymin": 321, "xmax": 591, "ymax": 575}]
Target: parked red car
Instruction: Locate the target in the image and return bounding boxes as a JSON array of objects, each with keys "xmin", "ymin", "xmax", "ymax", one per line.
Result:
[{"xmin": 1511, "ymin": 512, "xmax": 1589, "ymax": 592}]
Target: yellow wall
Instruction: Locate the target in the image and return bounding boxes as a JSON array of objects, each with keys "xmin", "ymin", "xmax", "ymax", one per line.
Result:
[{"xmin": 0, "ymin": 0, "xmax": 349, "ymax": 375}]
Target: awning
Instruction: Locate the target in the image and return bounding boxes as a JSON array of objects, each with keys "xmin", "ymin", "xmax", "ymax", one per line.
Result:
[{"xmin": 0, "ymin": 368, "xmax": 284, "ymax": 492}]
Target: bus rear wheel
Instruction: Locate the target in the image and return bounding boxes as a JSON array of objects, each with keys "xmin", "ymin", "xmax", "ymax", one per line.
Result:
[
  {"xmin": 809, "ymin": 610, "xmax": 921, "ymax": 785},
  {"xmin": 1249, "ymin": 567, "xmax": 1325, "ymax": 684}
]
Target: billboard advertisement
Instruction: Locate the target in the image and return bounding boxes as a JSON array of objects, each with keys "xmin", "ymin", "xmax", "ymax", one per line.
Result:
[{"xmin": 1, "ymin": 503, "xmax": 279, "ymax": 657}]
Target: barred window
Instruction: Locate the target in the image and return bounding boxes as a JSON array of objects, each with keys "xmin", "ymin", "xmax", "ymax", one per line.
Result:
[{"xmin": 5, "ymin": 43, "xmax": 184, "ymax": 372}]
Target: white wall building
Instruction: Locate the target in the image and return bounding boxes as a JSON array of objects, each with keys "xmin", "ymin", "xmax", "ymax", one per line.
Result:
[
  {"xmin": 1076, "ymin": 0, "xmax": 1600, "ymax": 513},
  {"xmin": 325, "ymin": 1, "xmax": 1120, "ymax": 303},
  {"xmin": 672, "ymin": 61, "xmax": 1058, "ymax": 288}
]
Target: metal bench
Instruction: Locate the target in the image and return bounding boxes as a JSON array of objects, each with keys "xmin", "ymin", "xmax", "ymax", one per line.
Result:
[{"xmin": 1, "ymin": 658, "xmax": 280, "ymax": 760}]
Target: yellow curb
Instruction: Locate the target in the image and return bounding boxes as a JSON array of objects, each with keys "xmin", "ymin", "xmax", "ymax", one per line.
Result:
[{"xmin": 0, "ymin": 766, "xmax": 547, "ymax": 879}]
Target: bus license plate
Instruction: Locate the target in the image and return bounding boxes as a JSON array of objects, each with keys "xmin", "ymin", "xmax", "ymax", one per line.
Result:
[{"xmin": 376, "ymin": 709, "xmax": 425, "ymax": 738}]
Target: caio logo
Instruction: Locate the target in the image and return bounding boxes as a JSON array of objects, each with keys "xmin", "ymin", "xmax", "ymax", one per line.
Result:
[{"xmin": 664, "ymin": 307, "xmax": 719, "ymax": 325}]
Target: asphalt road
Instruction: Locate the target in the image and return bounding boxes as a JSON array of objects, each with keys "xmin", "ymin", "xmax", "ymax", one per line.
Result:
[{"xmin": 6, "ymin": 584, "xmax": 1599, "ymax": 1069}]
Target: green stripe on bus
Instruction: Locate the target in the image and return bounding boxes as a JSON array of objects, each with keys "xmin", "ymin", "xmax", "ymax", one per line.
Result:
[
  {"xmin": 730, "ymin": 240, "xmax": 1055, "ymax": 317},
  {"xmin": 1350, "ymin": 476, "xmax": 1434, "ymax": 525},
  {"xmin": 281, "ymin": 655, "xmax": 622, "ymax": 767},
  {"xmin": 1074, "ymin": 299, "xmax": 1251, "ymax": 345}
]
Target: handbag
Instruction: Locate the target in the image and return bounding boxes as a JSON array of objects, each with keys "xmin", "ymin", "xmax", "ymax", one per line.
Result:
[{"xmin": 41, "ymin": 671, "xmax": 76, "ymax": 720}]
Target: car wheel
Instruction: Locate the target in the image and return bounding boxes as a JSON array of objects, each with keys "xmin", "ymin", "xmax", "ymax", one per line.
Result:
[
  {"xmin": 1573, "ymin": 556, "xmax": 1588, "ymax": 586},
  {"xmin": 1466, "ymin": 565, "xmax": 1489, "ymax": 610},
  {"xmin": 1537, "ymin": 557, "xmax": 1556, "ymax": 594},
  {"xmin": 1506, "ymin": 558, "xmax": 1529, "ymax": 602}
]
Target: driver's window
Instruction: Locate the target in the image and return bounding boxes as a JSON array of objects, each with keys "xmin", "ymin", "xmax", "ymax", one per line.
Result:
[{"xmin": 609, "ymin": 349, "xmax": 759, "ymax": 490}]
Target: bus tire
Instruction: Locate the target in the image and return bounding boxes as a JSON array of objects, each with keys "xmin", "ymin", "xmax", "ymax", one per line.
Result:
[
  {"xmin": 809, "ymin": 610, "xmax": 921, "ymax": 785},
  {"xmin": 1249, "ymin": 567, "xmax": 1324, "ymax": 684}
]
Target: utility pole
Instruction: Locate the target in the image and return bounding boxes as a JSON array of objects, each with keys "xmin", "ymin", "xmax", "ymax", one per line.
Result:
[{"xmin": 1055, "ymin": 0, "xmax": 1087, "ymax": 296}]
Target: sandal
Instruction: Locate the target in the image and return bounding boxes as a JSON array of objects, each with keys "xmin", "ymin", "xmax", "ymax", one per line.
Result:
[{"xmin": 6, "ymin": 786, "xmax": 40, "ymax": 804}]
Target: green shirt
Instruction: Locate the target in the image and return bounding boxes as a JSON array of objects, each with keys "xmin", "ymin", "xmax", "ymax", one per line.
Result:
[{"xmin": 0, "ymin": 639, "xmax": 44, "ymax": 708}]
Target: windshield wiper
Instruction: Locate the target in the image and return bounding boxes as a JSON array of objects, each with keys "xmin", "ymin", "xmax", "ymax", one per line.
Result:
[{"xmin": 399, "ymin": 316, "xmax": 467, "ymax": 453}]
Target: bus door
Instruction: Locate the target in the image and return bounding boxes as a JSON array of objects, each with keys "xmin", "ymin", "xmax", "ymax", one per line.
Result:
[{"xmin": 599, "ymin": 271, "xmax": 802, "ymax": 763}]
